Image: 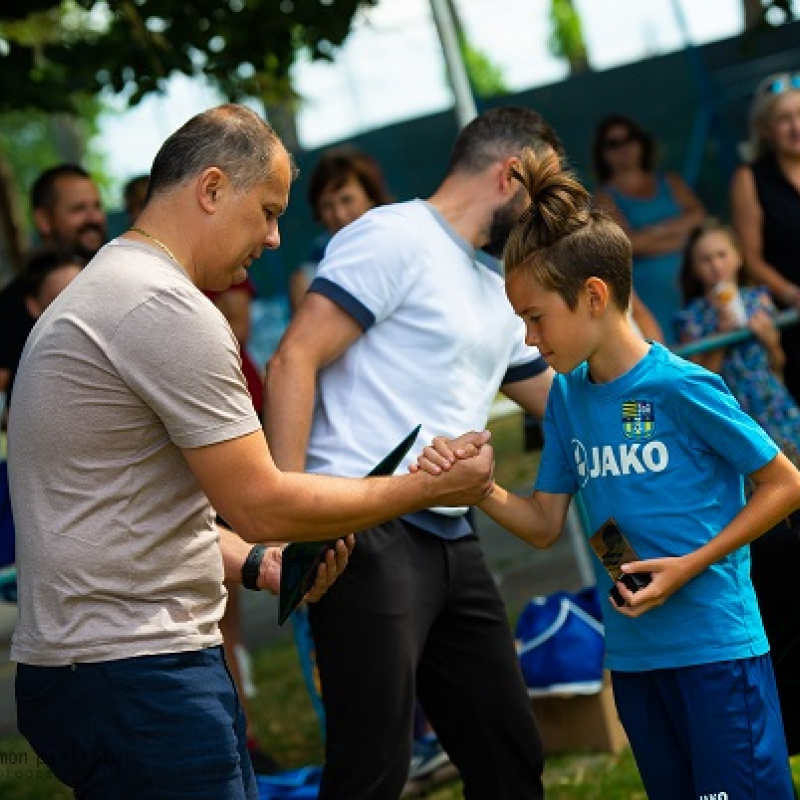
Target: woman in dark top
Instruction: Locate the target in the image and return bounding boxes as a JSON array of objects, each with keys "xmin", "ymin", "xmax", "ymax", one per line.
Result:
[{"xmin": 730, "ymin": 71, "xmax": 800, "ymax": 762}]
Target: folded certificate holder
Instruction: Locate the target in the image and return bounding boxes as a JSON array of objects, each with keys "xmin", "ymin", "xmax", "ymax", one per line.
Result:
[
  {"xmin": 588, "ymin": 517, "xmax": 652, "ymax": 607},
  {"xmin": 277, "ymin": 425, "xmax": 421, "ymax": 625}
]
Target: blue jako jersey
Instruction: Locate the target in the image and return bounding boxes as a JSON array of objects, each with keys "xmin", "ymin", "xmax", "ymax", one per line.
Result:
[{"xmin": 536, "ymin": 342, "xmax": 777, "ymax": 671}]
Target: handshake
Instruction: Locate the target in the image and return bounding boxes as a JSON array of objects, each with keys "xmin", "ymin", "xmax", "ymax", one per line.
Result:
[{"xmin": 411, "ymin": 430, "xmax": 496, "ymax": 508}]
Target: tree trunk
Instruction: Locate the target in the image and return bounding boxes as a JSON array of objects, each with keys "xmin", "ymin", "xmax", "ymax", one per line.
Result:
[
  {"xmin": 0, "ymin": 145, "xmax": 26, "ymax": 281},
  {"xmin": 51, "ymin": 114, "xmax": 84, "ymax": 164},
  {"xmin": 549, "ymin": 0, "xmax": 591, "ymax": 76},
  {"xmin": 743, "ymin": 0, "xmax": 764, "ymax": 28},
  {"xmin": 568, "ymin": 51, "xmax": 590, "ymax": 74},
  {"xmin": 265, "ymin": 102, "xmax": 300, "ymax": 153}
]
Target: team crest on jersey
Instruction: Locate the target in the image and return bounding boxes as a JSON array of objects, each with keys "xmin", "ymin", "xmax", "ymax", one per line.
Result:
[{"xmin": 622, "ymin": 400, "xmax": 654, "ymax": 440}]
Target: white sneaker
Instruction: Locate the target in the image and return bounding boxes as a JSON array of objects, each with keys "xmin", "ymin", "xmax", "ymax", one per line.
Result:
[{"xmin": 234, "ymin": 643, "xmax": 258, "ymax": 699}]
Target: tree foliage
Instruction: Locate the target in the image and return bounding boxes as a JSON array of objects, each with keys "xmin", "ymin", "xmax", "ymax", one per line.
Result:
[
  {"xmin": 0, "ymin": 0, "xmax": 376, "ymax": 273},
  {"xmin": 0, "ymin": 0, "xmax": 377, "ymax": 115},
  {"xmin": 460, "ymin": 39, "xmax": 508, "ymax": 98}
]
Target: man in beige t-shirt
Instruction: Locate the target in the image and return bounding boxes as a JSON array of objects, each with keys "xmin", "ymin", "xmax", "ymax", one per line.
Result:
[{"xmin": 8, "ymin": 104, "xmax": 494, "ymax": 800}]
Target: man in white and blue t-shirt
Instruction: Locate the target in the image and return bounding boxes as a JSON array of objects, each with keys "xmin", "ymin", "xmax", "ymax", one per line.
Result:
[{"xmin": 266, "ymin": 107, "xmax": 559, "ymax": 800}]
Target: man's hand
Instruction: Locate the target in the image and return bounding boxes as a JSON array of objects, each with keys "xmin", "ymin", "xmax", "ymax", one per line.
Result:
[
  {"xmin": 431, "ymin": 442, "xmax": 494, "ymax": 506},
  {"xmin": 410, "ymin": 430, "xmax": 491, "ymax": 476},
  {"xmin": 257, "ymin": 545, "xmax": 284, "ymax": 594},
  {"xmin": 256, "ymin": 536, "xmax": 356, "ymax": 601},
  {"xmin": 303, "ymin": 536, "xmax": 355, "ymax": 603}
]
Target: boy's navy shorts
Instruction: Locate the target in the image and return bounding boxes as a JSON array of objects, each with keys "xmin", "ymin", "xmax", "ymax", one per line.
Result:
[
  {"xmin": 612, "ymin": 654, "xmax": 793, "ymax": 800},
  {"xmin": 16, "ymin": 645, "xmax": 257, "ymax": 799}
]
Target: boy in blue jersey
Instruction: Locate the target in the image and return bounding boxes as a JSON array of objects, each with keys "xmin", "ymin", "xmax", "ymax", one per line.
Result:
[{"xmin": 414, "ymin": 150, "xmax": 800, "ymax": 799}]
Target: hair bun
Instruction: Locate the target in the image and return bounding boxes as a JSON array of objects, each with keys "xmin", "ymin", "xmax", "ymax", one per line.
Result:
[{"xmin": 505, "ymin": 148, "xmax": 591, "ymax": 268}]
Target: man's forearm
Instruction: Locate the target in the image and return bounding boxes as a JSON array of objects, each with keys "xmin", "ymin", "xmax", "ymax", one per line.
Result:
[
  {"xmin": 235, "ymin": 470, "xmax": 462, "ymax": 543},
  {"xmin": 219, "ymin": 524, "xmax": 261, "ymax": 584},
  {"xmin": 218, "ymin": 523, "xmax": 284, "ymax": 594},
  {"xmin": 501, "ymin": 369, "xmax": 554, "ymax": 421}
]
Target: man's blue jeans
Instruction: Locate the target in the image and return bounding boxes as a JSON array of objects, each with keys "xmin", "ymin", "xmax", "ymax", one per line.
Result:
[{"xmin": 16, "ymin": 645, "xmax": 257, "ymax": 799}]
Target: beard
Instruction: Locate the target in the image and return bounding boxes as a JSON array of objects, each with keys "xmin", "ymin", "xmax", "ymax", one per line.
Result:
[
  {"xmin": 481, "ymin": 188, "xmax": 527, "ymax": 259},
  {"xmin": 71, "ymin": 222, "xmax": 107, "ymax": 259}
]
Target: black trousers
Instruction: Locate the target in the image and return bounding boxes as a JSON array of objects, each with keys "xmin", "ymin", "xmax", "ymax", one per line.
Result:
[
  {"xmin": 309, "ymin": 519, "xmax": 545, "ymax": 800},
  {"xmin": 750, "ymin": 514, "xmax": 800, "ymax": 756}
]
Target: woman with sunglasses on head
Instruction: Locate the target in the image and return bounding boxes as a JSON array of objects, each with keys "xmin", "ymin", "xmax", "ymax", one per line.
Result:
[
  {"xmin": 731, "ymin": 71, "xmax": 800, "ymax": 405},
  {"xmin": 592, "ymin": 115, "xmax": 705, "ymax": 344},
  {"xmin": 731, "ymin": 72, "xmax": 800, "ymax": 772}
]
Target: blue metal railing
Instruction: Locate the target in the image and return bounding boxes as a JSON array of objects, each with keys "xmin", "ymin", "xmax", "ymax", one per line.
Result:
[{"xmin": 673, "ymin": 308, "xmax": 800, "ymax": 358}]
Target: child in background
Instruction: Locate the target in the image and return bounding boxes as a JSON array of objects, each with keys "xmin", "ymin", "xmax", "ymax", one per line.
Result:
[
  {"xmin": 2, "ymin": 248, "xmax": 86, "ymax": 407},
  {"xmin": 675, "ymin": 218, "xmax": 800, "ymax": 462},
  {"xmin": 1, "ymin": 247, "xmax": 85, "ymax": 600},
  {"xmin": 414, "ymin": 150, "xmax": 800, "ymax": 800}
]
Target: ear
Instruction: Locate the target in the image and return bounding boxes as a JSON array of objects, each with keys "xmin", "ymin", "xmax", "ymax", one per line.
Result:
[
  {"xmin": 32, "ymin": 207, "xmax": 52, "ymax": 239},
  {"xmin": 197, "ymin": 167, "xmax": 227, "ymax": 214},
  {"xmin": 499, "ymin": 156, "xmax": 522, "ymax": 197},
  {"xmin": 584, "ymin": 277, "xmax": 611, "ymax": 315}
]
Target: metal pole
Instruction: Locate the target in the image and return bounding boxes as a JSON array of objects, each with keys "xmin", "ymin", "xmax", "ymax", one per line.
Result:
[
  {"xmin": 566, "ymin": 498, "xmax": 596, "ymax": 588},
  {"xmin": 429, "ymin": 0, "xmax": 478, "ymax": 129},
  {"xmin": 668, "ymin": 0, "xmax": 738, "ymax": 182}
]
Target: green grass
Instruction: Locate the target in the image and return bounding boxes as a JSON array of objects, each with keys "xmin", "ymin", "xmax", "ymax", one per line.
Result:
[
  {"xmin": 246, "ymin": 638, "xmax": 652, "ymax": 799},
  {"xmin": 232, "ymin": 630, "xmax": 800, "ymax": 798},
  {"xmin": 2, "ymin": 411, "xmax": 800, "ymax": 797},
  {"xmin": 0, "ymin": 736, "xmax": 71, "ymax": 800}
]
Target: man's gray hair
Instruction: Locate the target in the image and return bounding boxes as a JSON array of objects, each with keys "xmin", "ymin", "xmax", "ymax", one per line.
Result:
[{"xmin": 148, "ymin": 104, "xmax": 293, "ymax": 197}]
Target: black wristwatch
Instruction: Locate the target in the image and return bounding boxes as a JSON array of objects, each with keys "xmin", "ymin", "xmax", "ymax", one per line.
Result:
[{"xmin": 241, "ymin": 544, "xmax": 267, "ymax": 591}]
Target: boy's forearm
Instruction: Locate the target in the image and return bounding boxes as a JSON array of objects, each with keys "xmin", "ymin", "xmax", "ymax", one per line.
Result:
[
  {"xmin": 478, "ymin": 484, "xmax": 562, "ymax": 549},
  {"xmin": 683, "ymin": 460, "xmax": 800, "ymax": 579}
]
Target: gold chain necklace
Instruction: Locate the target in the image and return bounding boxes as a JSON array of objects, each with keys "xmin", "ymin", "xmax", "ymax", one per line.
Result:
[{"xmin": 129, "ymin": 226, "xmax": 180, "ymax": 265}]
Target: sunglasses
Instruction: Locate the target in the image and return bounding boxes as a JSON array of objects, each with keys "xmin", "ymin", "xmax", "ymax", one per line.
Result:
[
  {"xmin": 603, "ymin": 133, "xmax": 637, "ymax": 150},
  {"xmin": 763, "ymin": 72, "xmax": 800, "ymax": 95}
]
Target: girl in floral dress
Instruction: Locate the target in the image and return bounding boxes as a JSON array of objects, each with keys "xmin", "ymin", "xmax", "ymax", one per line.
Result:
[{"xmin": 676, "ymin": 218, "xmax": 800, "ymax": 461}]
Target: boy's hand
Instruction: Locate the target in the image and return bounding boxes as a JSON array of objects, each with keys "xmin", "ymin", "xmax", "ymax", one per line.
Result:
[
  {"xmin": 610, "ymin": 555, "xmax": 694, "ymax": 617},
  {"xmin": 409, "ymin": 430, "xmax": 491, "ymax": 476}
]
